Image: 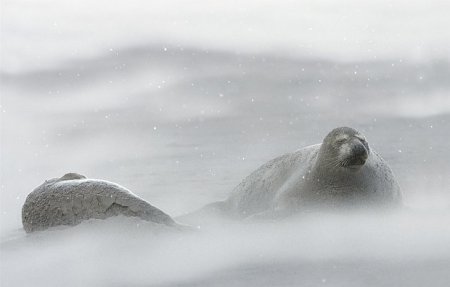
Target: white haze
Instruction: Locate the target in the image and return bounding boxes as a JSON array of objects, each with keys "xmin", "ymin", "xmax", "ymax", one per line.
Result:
[
  {"xmin": 2, "ymin": 211, "xmax": 450, "ymax": 287},
  {"xmin": 1, "ymin": 0, "xmax": 450, "ymax": 73},
  {"xmin": 1, "ymin": 0, "xmax": 450, "ymax": 286}
]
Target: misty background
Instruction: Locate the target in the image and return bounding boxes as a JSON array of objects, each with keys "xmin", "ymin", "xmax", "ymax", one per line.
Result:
[{"xmin": 1, "ymin": 0, "xmax": 450, "ymax": 286}]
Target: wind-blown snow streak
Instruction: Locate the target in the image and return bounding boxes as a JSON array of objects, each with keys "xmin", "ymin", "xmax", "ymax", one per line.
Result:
[{"xmin": 2, "ymin": 0, "xmax": 450, "ymax": 72}]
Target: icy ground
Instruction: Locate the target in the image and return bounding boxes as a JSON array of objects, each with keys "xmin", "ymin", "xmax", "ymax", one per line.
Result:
[
  {"xmin": 1, "ymin": 0, "xmax": 450, "ymax": 286},
  {"xmin": 2, "ymin": 211, "xmax": 450, "ymax": 287}
]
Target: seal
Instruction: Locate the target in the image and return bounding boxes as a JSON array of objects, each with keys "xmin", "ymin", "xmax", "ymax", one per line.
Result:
[
  {"xmin": 22, "ymin": 173, "xmax": 178, "ymax": 232},
  {"xmin": 205, "ymin": 127, "xmax": 402, "ymax": 220}
]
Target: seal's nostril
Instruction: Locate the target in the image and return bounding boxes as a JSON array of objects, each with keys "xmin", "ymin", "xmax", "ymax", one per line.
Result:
[
  {"xmin": 353, "ymin": 143, "xmax": 368, "ymax": 159},
  {"xmin": 360, "ymin": 149, "xmax": 368, "ymax": 160}
]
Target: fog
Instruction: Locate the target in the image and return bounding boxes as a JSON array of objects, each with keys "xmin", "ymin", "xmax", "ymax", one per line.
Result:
[
  {"xmin": 1, "ymin": 1, "xmax": 450, "ymax": 286},
  {"xmin": 2, "ymin": 211, "xmax": 450, "ymax": 286},
  {"xmin": 2, "ymin": 0, "xmax": 450, "ymax": 73}
]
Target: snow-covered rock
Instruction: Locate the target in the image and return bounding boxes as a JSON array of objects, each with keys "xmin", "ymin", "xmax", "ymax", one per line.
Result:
[{"xmin": 22, "ymin": 173, "xmax": 177, "ymax": 232}]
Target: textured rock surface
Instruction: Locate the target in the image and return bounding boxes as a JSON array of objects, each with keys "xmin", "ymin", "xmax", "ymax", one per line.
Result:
[{"xmin": 22, "ymin": 173, "xmax": 177, "ymax": 232}]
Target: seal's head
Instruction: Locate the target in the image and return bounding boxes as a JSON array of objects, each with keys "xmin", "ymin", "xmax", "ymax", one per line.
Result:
[{"xmin": 320, "ymin": 127, "xmax": 370, "ymax": 171}]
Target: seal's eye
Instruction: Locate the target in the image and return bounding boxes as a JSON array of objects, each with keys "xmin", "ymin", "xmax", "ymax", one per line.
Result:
[
  {"xmin": 355, "ymin": 134, "xmax": 367, "ymax": 143},
  {"xmin": 357, "ymin": 137, "xmax": 367, "ymax": 144},
  {"xmin": 335, "ymin": 138, "xmax": 347, "ymax": 145}
]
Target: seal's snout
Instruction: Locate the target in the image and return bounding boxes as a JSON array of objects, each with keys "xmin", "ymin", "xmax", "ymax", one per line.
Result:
[
  {"xmin": 348, "ymin": 142, "xmax": 368, "ymax": 167},
  {"xmin": 354, "ymin": 143, "xmax": 368, "ymax": 160}
]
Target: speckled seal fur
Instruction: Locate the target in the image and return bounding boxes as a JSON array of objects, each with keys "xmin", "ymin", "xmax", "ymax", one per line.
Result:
[
  {"xmin": 214, "ymin": 127, "xmax": 402, "ymax": 219},
  {"xmin": 22, "ymin": 173, "xmax": 177, "ymax": 232}
]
